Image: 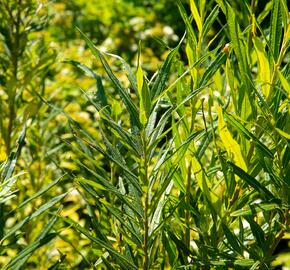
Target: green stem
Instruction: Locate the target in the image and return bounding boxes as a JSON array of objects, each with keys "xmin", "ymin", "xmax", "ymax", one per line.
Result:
[
  {"xmin": 141, "ymin": 131, "xmax": 149, "ymax": 270},
  {"xmin": 144, "ymin": 190, "xmax": 149, "ymax": 270},
  {"xmin": 185, "ymin": 161, "xmax": 192, "ymax": 248},
  {"xmin": 7, "ymin": 0, "xmax": 22, "ymax": 153}
]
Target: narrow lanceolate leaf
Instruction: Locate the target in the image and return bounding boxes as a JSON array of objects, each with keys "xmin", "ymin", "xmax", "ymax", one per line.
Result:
[
  {"xmin": 64, "ymin": 60, "xmax": 97, "ymax": 78},
  {"xmin": 269, "ymin": 0, "xmax": 282, "ymax": 62},
  {"xmin": 199, "ymin": 52, "xmax": 227, "ymax": 87},
  {"xmin": 277, "ymin": 70, "xmax": 290, "ymax": 98},
  {"xmin": 62, "ymin": 216, "xmax": 138, "ymax": 269},
  {"xmin": 15, "ymin": 175, "xmax": 64, "ymax": 211},
  {"xmin": 99, "ymin": 129, "xmax": 142, "ymax": 193},
  {"xmin": 186, "ymin": 43, "xmax": 198, "ymax": 81},
  {"xmin": 5, "ymin": 233, "xmax": 57, "ymax": 270},
  {"xmin": 150, "ymin": 46, "xmax": 179, "ymax": 100},
  {"xmin": 226, "ymin": 161, "xmax": 276, "ymax": 200},
  {"xmin": 77, "ymin": 27, "xmax": 140, "ymax": 129},
  {"xmin": 5, "ymin": 206, "xmax": 62, "ymax": 270},
  {"xmin": 231, "ymin": 203, "xmax": 285, "ymax": 217},
  {"xmin": 65, "ymin": 60, "xmax": 109, "ymax": 111},
  {"xmin": 222, "ymin": 224, "xmax": 243, "ymax": 255},
  {"xmin": 104, "ymin": 205, "xmax": 142, "ymax": 245},
  {"xmin": 224, "ymin": 112, "xmax": 273, "ymax": 158},
  {"xmin": 203, "ymin": 5, "xmax": 219, "ymax": 37},
  {"xmin": 137, "ymin": 45, "xmax": 143, "ymax": 96},
  {"xmin": 1, "ymin": 126, "xmax": 26, "ymax": 181},
  {"xmin": 226, "ymin": 3, "xmax": 249, "ymax": 85},
  {"xmin": 244, "ymin": 216, "xmax": 266, "ymax": 253},
  {"xmin": 275, "ymin": 128, "xmax": 290, "ymax": 140},
  {"xmin": 0, "ymin": 172, "xmax": 24, "ymax": 203},
  {"xmin": 1, "ymin": 193, "xmax": 67, "ymax": 242},
  {"xmin": 176, "ymin": 0, "xmax": 197, "ymax": 47},
  {"xmin": 253, "ymin": 36, "xmax": 271, "ymax": 98},
  {"xmin": 190, "ymin": 0, "xmax": 202, "ymax": 33},
  {"xmin": 77, "ymin": 164, "xmax": 143, "ymax": 218},
  {"xmin": 218, "ymin": 107, "xmax": 247, "ymax": 171},
  {"xmin": 136, "ymin": 44, "xmax": 150, "ymax": 126},
  {"xmin": 105, "ymin": 52, "xmax": 138, "ymax": 94},
  {"xmin": 101, "ymin": 116, "xmax": 142, "ymax": 155},
  {"xmin": 192, "ymin": 155, "xmax": 221, "ymax": 215}
]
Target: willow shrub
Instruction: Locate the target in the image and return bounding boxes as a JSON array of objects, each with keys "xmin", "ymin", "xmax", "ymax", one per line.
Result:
[
  {"xmin": 0, "ymin": 1, "xmax": 66, "ymax": 269},
  {"xmin": 65, "ymin": 0, "xmax": 289, "ymax": 269}
]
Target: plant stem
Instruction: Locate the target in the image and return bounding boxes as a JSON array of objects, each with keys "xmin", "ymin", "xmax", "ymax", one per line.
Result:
[
  {"xmin": 141, "ymin": 131, "xmax": 149, "ymax": 270},
  {"xmin": 185, "ymin": 160, "xmax": 192, "ymax": 248},
  {"xmin": 144, "ymin": 189, "xmax": 149, "ymax": 270},
  {"xmin": 7, "ymin": 0, "xmax": 22, "ymax": 153}
]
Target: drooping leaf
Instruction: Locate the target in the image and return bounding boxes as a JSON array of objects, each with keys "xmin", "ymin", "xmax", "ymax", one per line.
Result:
[
  {"xmin": 77, "ymin": 27, "xmax": 140, "ymax": 129},
  {"xmin": 226, "ymin": 161, "xmax": 276, "ymax": 200}
]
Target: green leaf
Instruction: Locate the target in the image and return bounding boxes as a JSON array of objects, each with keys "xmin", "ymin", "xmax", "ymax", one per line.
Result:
[
  {"xmin": 277, "ymin": 70, "xmax": 290, "ymax": 98},
  {"xmin": 234, "ymin": 259, "xmax": 256, "ymax": 267},
  {"xmin": 150, "ymin": 46, "xmax": 179, "ymax": 100},
  {"xmin": 105, "ymin": 204, "xmax": 142, "ymax": 245},
  {"xmin": 276, "ymin": 128, "xmax": 290, "ymax": 140},
  {"xmin": 198, "ymin": 52, "xmax": 227, "ymax": 87},
  {"xmin": 1, "ymin": 126, "xmax": 26, "ymax": 181},
  {"xmin": 224, "ymin": 112, "xmax": 273, "ymax": 158},
  {"xmin": 252, "ymin": 36, "xmax": 271, "ymax": 98},
  {"xmin": 203, "ymin": 5, "xmax": 219, "ymax": 37},
  {"xmin": 76, "ymin": 163, "xmax": 143, "ymax": 218},
  {"xmin": 269, "ymin": 0, "xmax": 282, "ymax": 62},
  {"xmin": 226, "ymin": 3, "xmax": 251, "ymax": 89},
  {"xmin": 218, "ymin": 107, "xmax": 247, "ymax": 171},
  {"xmin": 136, "ymin": 43, "xmax": 151, "ymax": 126},
  {"xmin": 4, "ymin": 206, "xmax": 62, "ymax": 270},
  {"xmin": 100, "ymin": 114, "xmax": 142, "ymax": 156},
  {"xmin": 2, "ymin": 193, "xmax": 67, "ymax": 242},
  {"xmin": 99, "ymin": 128, "xmax": 142, "ymax": 193},
  {"xmin": 62, "ymin": 216, "xmax": 138, "ymax": 269},
  {"xmin": 222, "ymin": 224, "xmax": 243, "ymax": 255},
  {"xmin": 65, "ymin": 60, "xmax": 109, "ymax": 111},
  {"xmin": 105, "ymin": 52, "xmax": 138, "ymax": 95},
  {"xmin": 77, "ymin": 27, "xmax": 140, "ymax": 129},
  {"xmin": 176, "ymin": 0, "xmax": 197, "ymax": 48},
  {"xmin": 15, "ymin": 175, "xmax": 64, "ymax": 211},
  {"xmin": 244, "ymin": 216, "xmax": 266, "ymax": 253},
  {"xmin": 226, "ymin": 161, "xmax": 276, "ymax": 200},
  {"xmin": 231, "ymin": 203, "xmax": 285, "ymax": 217}
]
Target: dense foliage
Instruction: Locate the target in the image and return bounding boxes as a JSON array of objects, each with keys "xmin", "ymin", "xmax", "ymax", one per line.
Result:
[{"xmin": 0, "ymin": 0, "xmax": 289, "ymax": 269}]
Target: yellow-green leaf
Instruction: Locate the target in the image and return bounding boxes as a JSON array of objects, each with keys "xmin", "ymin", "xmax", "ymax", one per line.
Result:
[
  {"xmin": 277, "ymin": 70, "xmax": 290, "ymax": 99},
  {"xmin": 285, "ymin": 24, "xmax": 290, "ymax": 42},
  {"xmin": 253, "ymin": 36, "xmax": 271, "ymax": 98},
  {"xmin": 218, "ymin": 107, "xmax": 247, "ymax": 171},
  {"xmin": 275, "ymin": 128, "xmax": 290, "ymax": 139},
  {"xmin": 136, "ymin": 64, "xmax": 143, "ymax": 95},
  {"xmin": 192, "ymin": 155, "xmax": 221, "ymax": 215},
  {"xmin": 136, "ymin": 48, "xmax": 147, "ymax": 126},
  {"xmin": 190, "ymin": 0, "xmax": 202, "ymax": 33},
  {"xmin": 186, "ymin": 43, "xmax": 197, "ymax": 81}
]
